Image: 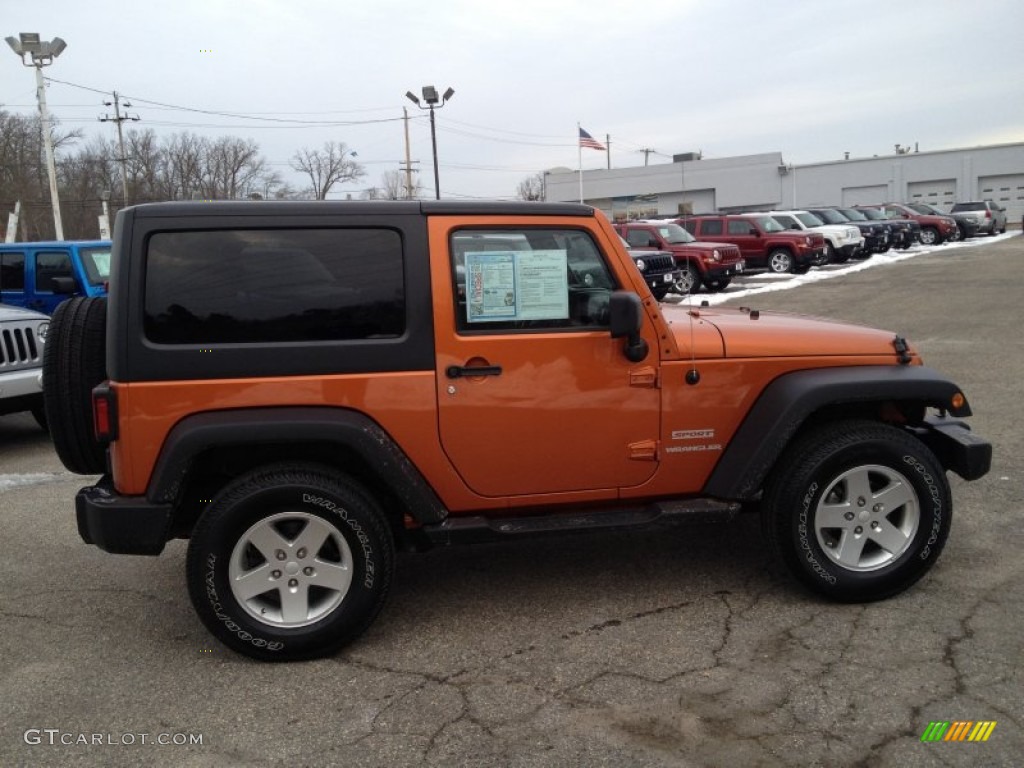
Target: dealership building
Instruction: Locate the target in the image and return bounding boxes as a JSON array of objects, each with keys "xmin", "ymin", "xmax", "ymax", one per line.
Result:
[{"xmin": 544, "ymin": 141, "xmax": 1024, "ymax": 226}]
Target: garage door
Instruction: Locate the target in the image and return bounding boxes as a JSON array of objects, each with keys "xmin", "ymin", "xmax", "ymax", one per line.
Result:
[
  {"xmin": 978, "ymin": 174, "xmax": 1024, "ymax": 225},
  {"xmin": 908, "ymin": 179, "xmax": 956, "ymax": 208},
  {"xmin": 842, "ymin": 185, "xmax": 887, "ymax": 206}
]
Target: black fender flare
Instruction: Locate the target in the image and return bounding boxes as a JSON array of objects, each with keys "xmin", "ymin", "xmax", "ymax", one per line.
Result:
[
  {"xmin": 146, "ymin": 407, "xmax": 448, "ymax": 524},
  {"xmin": 703, "ymin": 366, "xmax": 971, "ymax": 500}
]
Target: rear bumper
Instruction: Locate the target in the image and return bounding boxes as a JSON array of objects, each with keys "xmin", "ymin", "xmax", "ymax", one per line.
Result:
[
  {"xmin": 76, "ymin": 477, "xmax": 172, "ymax": 555},
  {"xmin": 913, "ymin": 417, "xmax": 992, "ymax": 481}
]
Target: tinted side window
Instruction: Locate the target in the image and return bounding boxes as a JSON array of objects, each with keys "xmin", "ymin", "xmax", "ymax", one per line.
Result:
[
  {"xmin": 35, "ymin": 252, "xmax": 73, "ymax": 292},
  {"xmin": 727, "ymin": 220, "xmax": 752, "ymax": 235},
  {"xmin": 450, "ymin": 228, "xmax": 618, "ymax": 333},
  {"xmin": 700, "ymin": 220, "xmax": 723, "ymax": 236},
  {"xmin": 144, "ymin": 228, "xmax": 404, "ymax": 344},
  {"xmin": 625, "ymin": 229, "xmax": 653, "ymax": 247},
  {"xmin": 0, "ymin": 252, "xmax": 25, "ymax": 290}
]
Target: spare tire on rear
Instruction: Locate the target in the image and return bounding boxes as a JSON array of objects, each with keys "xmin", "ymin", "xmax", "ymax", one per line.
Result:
[{"xmin": 43, "ymin": 297, "xmax": 108, "ymax": 475}]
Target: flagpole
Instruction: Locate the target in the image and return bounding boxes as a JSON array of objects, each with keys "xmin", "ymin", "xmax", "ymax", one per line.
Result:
[{"xmin": 577, "ymin": 122, "xmax": 583, "ymax": 203}]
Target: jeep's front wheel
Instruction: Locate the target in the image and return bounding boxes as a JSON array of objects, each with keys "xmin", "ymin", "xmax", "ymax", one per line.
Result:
[
  {"xmin": 763, "ymin": 420, "xmax": 951, "ymax": 602},
  {"xmin": 186, "ymin": 464, "xmax": 394, "ymax": 661},
  {"xmin": 673, "ymin": 264, "xmax": 701, "ymax": 295},
  {"xmin": 767, "ymin": 249, "xmax": 794, "ymax": 273}
]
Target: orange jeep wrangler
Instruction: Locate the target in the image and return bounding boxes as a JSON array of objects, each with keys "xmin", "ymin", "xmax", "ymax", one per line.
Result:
[{"xmin": 45, "ymin": 201, "xmax": 991, "ymax": 661}]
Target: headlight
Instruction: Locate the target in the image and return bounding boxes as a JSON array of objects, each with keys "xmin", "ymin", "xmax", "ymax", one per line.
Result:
[
  {"xmin": 635, "ymin": 258, "xmax": 646, "ymax": 271},
  {"xmin": 712, "ymin": 249, "xmax": 721, "ymax": 262},
  {"xmin": 37, "ymin": 322, "xmax": 49, "ymax": 343}
]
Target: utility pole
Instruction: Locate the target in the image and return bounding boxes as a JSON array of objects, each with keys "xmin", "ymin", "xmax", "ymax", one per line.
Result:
[
  {"xmin": 399, "ymin": 107, "xmax": 419, "ymax": 199},
  {"xmin": 606, "ymin": 134, "xmax": 611, "ymax": 170},
  {"xmin": 6, "ymin": 33, "xmax": 67, "ymax": 240},
  {"xmin": 636, "ymin": 148, "xmax": 656, "ymax": 166},
  {"xmin": 99, "ymin": 91, "xmax": 139, "ymax": 205}
]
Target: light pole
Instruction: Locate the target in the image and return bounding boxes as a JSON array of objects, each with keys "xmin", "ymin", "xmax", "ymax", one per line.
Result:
[
  {"xmin": 6, "ymin": 32, "xmax": 67, "ymax": 240},
  {"xmin": 405, "ymin": 85, "xmax": 454, "ymax": 200}
]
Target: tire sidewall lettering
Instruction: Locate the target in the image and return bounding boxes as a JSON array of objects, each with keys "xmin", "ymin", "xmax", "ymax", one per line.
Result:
[
  {"xmin": 302, "ymin": 492, "xmax": 376, "ymax": 589},
  {"xmin": 902, "ymin": 454, "xmax": 944, "ymax": 561},
  {"xmin": 203, "ymin": 553, "xmax": 285, "ymax": 652},
  {"xmin": 796, "ymin": 480, "xmax": 838, "ymax": 585}
]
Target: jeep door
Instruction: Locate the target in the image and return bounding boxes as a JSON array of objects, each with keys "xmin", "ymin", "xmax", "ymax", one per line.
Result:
[{"xmin": 431, "ymin": 220, "xmax": 661, "ymax": 498}]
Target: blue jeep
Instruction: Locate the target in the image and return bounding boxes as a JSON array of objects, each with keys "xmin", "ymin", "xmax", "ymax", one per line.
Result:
[{"xmin": 0, "ymin": 240, "xmax": 111, "ymax": 315}]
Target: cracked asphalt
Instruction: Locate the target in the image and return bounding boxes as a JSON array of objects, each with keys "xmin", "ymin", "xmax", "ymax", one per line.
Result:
[{"xmin": 1, "ymin": 235, "xmax": 1021, "ymax": 767}]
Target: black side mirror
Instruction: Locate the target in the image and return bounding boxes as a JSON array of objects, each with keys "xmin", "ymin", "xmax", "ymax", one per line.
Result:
[
  {"xmin": 609, "ymin": 291, "xmax": 649, "ymax": 363},
  {"xmin": 51, "ymin": 276, "xmax": 77, "ymax": 294}
]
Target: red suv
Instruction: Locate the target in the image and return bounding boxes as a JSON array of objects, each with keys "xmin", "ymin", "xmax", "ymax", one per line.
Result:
[
  {"xmin": 870, "ymin": 204, "xmax": 958, "ymax": 246},
  {"xmin": 614, "ymin": 220, "xmax": 744, "ymax": 293},
  {"xmin": 678, "ymin": 214, "xmax": 825, "ymax": 273}
]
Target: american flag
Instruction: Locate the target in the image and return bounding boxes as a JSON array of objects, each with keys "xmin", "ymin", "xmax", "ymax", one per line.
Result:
[{"xmin": 579, "ymin": 127, "xmax": 606, "ymax": 151}]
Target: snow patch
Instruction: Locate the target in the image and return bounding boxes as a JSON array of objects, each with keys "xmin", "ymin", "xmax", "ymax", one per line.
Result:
[{"xmin": 0, "ymin": 473, "xmax": 76, "ymax": 492}]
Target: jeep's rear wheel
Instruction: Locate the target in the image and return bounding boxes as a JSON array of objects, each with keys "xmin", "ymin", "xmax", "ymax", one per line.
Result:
[
  {"xmin": 767, "ymin": 249, "xmax": 794, "ymax": 273},
  {"xmin": 43, "ymin": 297, "xmax": 108, "ymax": 474},
  {"xmin": 186, "ymin": 463, "xmax": 394, "ymax": 661},
  {"xmin": 763, "ymin": 420, "xmax": 951, "ymax": 602}
]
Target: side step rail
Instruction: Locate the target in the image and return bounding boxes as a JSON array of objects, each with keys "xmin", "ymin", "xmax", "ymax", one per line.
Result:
[{"xmin": 420, "ymin": 499, "xmax": 740, "ymax": 546}]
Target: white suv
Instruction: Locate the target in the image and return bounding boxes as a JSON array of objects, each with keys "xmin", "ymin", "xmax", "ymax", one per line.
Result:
[
  {"xmin": 766, "ymin": 210, "xmax": 865, "ymax": 265},
  {"xmin": 0, "ymin": 303, "xmax": 48, "ymax": 428}
]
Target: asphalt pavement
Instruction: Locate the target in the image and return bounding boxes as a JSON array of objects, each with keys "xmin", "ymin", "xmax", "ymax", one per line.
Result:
[{"xmin": 1, "ymin": 234, "xmax": 1021, "ymax": 767}]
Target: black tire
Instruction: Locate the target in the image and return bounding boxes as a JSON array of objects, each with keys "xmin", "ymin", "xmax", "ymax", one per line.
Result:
[
  {"xmin": 672, "ymin": 264, "xmax": 701, "ymax": 295},
  {"xmin": 651, "ymin": 284, "xmax": 671, "ymax": 301},
  {"xmin": 767, "ymin": 249, "xmax": 794, "ymax": 274},
  {"xmin": 763, "ymin": 420, "xmax": 951, "ymax": 603},
  {"xmin": 186, "ymin": 463, "xmax": 395, "ymax": 661},
  {"xmin": 817, "ymin": 243, "xmax": 834, "ymax": 266},
  {"xmin": 919, "ymin": 227, "xmax": 940, "ymax": 246},
  {"xmin": 43, "ymin": 297, "xmax": 108, "ymax": 474},
  {"xmin": 704, "ymin": 276, "xmax": 731, "ymax": 292},
  {"xmin": 792, "ymin": 264, "xmax": 812, "ymax": 275},
  {"xmin": 30, "ymin": 398, "xmax": 48, "ymax": 432}
]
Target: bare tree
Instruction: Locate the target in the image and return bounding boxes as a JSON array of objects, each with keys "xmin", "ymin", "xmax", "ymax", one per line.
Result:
[
  {"xmin": 290, "ymin": 141, "xmax": 365, "ymax": 200},
  {"xmin": 516, "ymin": 172, "xmax": 545, "ymax": 201},
  {"xmin": 379, "ymin": 169, "xmax": 423, "ymax": 200}
]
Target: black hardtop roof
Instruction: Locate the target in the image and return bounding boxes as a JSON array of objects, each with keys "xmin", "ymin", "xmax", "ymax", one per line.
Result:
[{"xmin": 126, "ymin": 200, "xmax": 596, "ymax": 218}]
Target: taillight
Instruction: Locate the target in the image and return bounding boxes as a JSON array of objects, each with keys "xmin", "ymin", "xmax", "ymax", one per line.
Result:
[
  {"xmin": 985, "ymin": 210, "xmax": 991, "ymax": 219},
  {"xmin": 92, "ymin": 382, "xmax": 118, "ymax": 442}
]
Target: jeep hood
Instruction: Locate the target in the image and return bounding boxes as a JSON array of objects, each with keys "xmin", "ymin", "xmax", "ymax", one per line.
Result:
[{"xmin": 662, "ymin": 305, "xmax": 911, "ymax": 360}]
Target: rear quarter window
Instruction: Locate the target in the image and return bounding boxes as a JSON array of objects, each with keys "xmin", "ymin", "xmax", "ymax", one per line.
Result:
[{"xmin": 143, "ymin": 228, "xmax": 404, "ymax": 344}]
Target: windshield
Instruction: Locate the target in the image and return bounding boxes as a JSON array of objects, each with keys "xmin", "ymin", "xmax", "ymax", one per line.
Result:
[
  {"xmin": 80, "ymin": 247, "xmax": 112, "ymax": 286},
  {"xmin": 858, "ymin": 208, "xmax": 885, "ymax": 220},
  {"xmin": 837, "ymin": 208, "xmax": 867, "ymax": 221},
  {"xmin": 796, "ymin": 212, "xmax": 824, "ymax": 227},
  {"xmin": 908, "ymin": 203, "xmax": 940, "ymax": 215},
  {"xmin": 812, "ymin": 209, "xmax": 845, "ymax": 224},
  {"xmin": 654, "ymin": 223, "xmax": 695, "ymax": 244},
  {"xmin": 753, "ymin": 216, "xmax": 785, "ymax": 233}
]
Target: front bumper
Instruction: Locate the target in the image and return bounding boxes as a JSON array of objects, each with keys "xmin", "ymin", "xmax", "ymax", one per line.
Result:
[
  {"xmin": 913, "ymin": 416, "xmax": 992, "ymax": 481},
  {"xmin": 76, "ymin": 477, "xmax": 172, "ymax": 555},
  {"xmin": 705, "ymin": 260, "xmax": 744, "ymax": 279},
  {"xmin": 645, "ymin": 270, "xmax": 682, "ymax": 291}
]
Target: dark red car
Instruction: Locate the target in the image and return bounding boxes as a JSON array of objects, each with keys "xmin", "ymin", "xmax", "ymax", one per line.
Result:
[
  {"xmin": 678, "ymin": 214, "xmax": 825, "ymax": 273},
  {"xmin": 870, "ymin": 204, "xmax": 958, "ymax": 246},
  {"xmin": 614, "ymin": 220, "xmax": 744, "ymax": 293}
]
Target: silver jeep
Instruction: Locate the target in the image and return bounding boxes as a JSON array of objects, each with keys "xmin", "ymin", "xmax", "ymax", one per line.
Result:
[{"xmin": 0, "ymin": 303, "xmax": 48, "ymax": 427}]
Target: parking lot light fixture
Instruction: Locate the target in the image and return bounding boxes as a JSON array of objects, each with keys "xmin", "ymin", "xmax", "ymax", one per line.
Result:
[
  {"xmin": 406, "ymin": 85, "xmax": 454, "ymax": 200},
  {"xmin": 7, "ymin": 32, "xmax": 67, "ymax": 240}
]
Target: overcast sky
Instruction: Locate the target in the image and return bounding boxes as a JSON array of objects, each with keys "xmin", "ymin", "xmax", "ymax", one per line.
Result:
[{"xmin": 4, "ymin": 0, "xmax": 1023, "ymax": 200}]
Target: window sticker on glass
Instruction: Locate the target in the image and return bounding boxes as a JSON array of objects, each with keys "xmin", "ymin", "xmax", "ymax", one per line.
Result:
[{"xmin": 465, "ymin": 249, "xmax": 569, "ymax": 323}]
